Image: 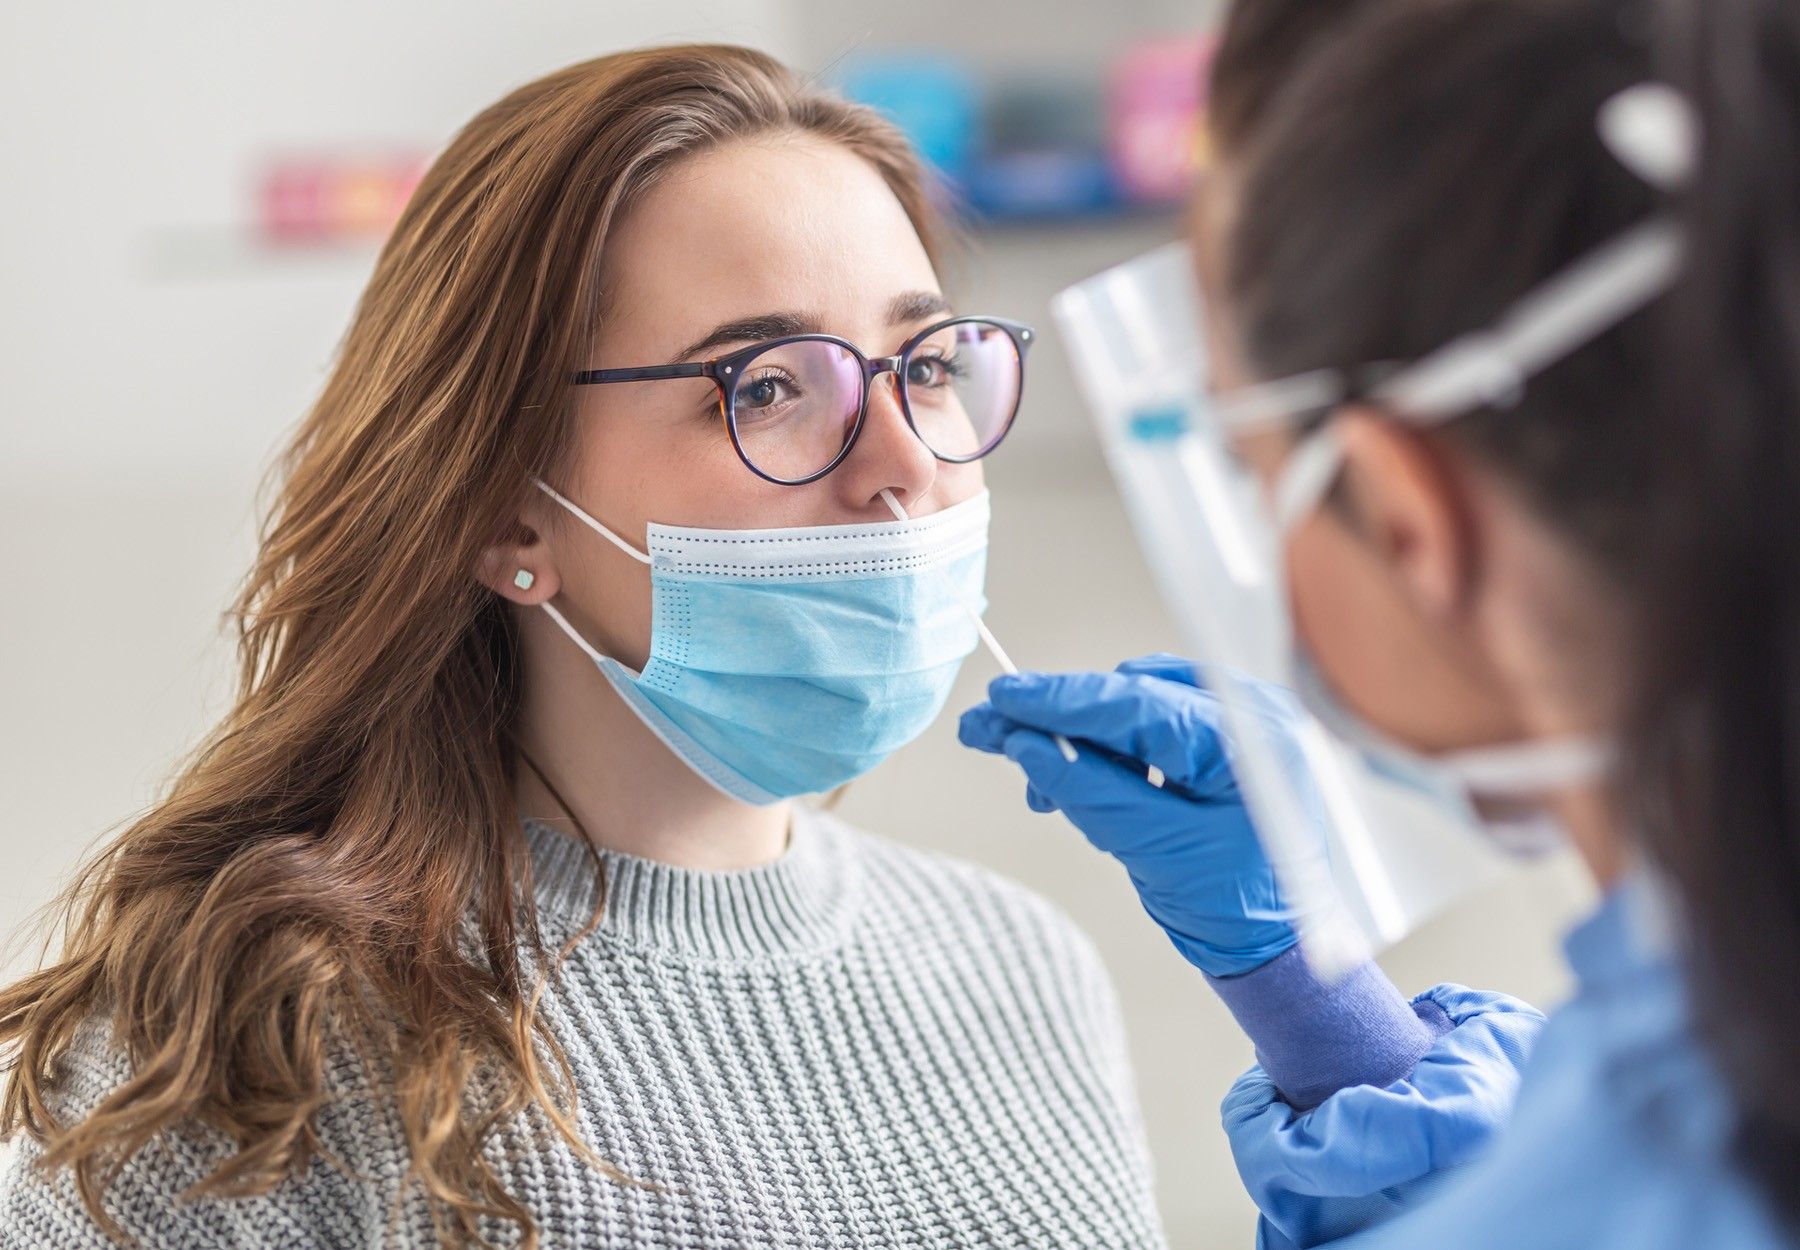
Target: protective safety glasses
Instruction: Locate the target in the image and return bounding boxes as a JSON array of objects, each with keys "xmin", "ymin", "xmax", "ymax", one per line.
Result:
[
  {"xmin": 573, "ymin": 316, "xmax": 1034, "ymax": 486},
  {"xmin": 1213, "ymin": 214, "xmax": 1683, "ymax": 534}
]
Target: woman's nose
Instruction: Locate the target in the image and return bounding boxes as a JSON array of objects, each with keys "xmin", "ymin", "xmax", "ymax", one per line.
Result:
[{"xmin": 834, "ymin": 370, "xmax": 937, "ymax": 514}]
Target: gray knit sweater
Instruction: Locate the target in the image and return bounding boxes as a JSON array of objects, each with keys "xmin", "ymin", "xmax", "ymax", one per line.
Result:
[{"xmin": 2, "ymin": 809, "xmax": 1166, "ymax": 1248}]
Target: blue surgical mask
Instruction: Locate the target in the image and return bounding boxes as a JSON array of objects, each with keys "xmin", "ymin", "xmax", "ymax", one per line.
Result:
[{"xmin": 532, "ymin": 480, "xmax": 988, "ymax": 805}]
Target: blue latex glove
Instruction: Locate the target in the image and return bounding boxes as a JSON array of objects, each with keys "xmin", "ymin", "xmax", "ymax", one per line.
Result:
[{"xmin": 959, "ymin": 654, "xmax": 1304, "ymax": 977}]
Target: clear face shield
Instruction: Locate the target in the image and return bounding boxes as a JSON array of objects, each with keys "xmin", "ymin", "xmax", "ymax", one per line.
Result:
[{"xmin": 1051, "ymin": 84, "xmax": 1693, "ymax": 974}]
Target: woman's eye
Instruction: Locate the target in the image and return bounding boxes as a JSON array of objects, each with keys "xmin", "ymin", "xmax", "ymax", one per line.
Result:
[
  {"xmin": 906, "ymin": 353, "xmax": 964, "ymax": 388},
  {"xmin": 735, "ymin": 371, "xmax": 800, "ymax": 418}
]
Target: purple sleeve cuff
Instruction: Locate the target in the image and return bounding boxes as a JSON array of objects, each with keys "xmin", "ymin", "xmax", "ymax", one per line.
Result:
[{"xmin": 1205, "ymin": 947, "xmax": 1453, "ymax": 1111}]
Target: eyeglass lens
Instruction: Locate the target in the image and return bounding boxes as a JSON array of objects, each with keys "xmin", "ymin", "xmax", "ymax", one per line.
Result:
[{"xmin": 727, "ymin": 321, "xmax": 1022, "ymax": 482}]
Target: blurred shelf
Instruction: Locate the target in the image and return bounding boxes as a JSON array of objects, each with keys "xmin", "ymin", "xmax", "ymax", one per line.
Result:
[
  {"xmin": 137, "ymin": 226, "xmax": 381, "ymax": 282},
  {"xmin": 964, "ymin": 204, "xmax": 1182, "ymax": 236}
]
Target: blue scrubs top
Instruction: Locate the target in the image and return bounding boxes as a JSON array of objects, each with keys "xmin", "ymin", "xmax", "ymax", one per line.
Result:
[{"xmin": 1223, "ymin": 882, "xmax": 1792, "ymax": 1249}]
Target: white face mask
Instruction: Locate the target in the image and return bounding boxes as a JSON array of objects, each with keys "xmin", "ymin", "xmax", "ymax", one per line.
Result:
[
  {"xmin": 1054, "ymin": 83, "xmax": 1696, "ymax": 969},
  {"xmin": 1288, "ymin": 648, "xmax": 1613, "ymax": 859}
]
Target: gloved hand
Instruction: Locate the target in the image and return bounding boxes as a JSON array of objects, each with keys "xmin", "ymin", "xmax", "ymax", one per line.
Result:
[{"xmin": 959, "ymin": 654, "xmax": 1309, "ymax": 977}]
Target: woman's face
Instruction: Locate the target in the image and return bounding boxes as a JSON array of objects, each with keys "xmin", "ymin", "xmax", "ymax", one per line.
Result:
[{"xmin": 535, "ymin": 132, "xmax": 983, "ymax": 670}]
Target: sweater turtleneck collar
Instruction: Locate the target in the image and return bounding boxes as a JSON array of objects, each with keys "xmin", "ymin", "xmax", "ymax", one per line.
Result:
[{"xmin": 520, "ymin": 806, "xmax": 861, "ymax": 962}]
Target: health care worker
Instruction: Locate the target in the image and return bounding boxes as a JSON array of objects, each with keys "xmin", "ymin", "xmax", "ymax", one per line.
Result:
[{"xmin": 963, "ymin": 0, "xmax": 1800, "ymax": 1246}]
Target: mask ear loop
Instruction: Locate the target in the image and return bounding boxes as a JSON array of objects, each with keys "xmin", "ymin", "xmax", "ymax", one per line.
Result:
[
  {"xmin": 529, "ymin": 477, "xmax": 653, "ymax": 675},
  {"xmin": 1438, "ymin": 734, "xmax": 1617, "ymax": 796},
  {"xmin": 533, "ymin": 478, "xmax": 653, "ymax": 566},
  {"xmin": 538, "ymin": 599, "xmax": 614, "ymax": 669},
  {"xmin": 1272, "ymin": 424, "xmax": 1348, "ymax": 537}
]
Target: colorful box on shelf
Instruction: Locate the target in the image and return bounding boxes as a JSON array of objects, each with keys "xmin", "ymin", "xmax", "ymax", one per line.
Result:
[
  {"xmin": 258, "ymin": 154, "xmax": 430, "ymax": 245},
  {"xmin": 835, "ymin": 37, "xmax": 1214, "ymax": 226},
  {"xmin": 1107, "ymin": 34, "xmax": 1217, "ymax": 204},
  {"xmin": 836, "ymin": 56, "xmax": 980, "ymax": 186},
  {"xmin": 963, "ymin": 76, "xmax": 1124, "ymax": 221}
]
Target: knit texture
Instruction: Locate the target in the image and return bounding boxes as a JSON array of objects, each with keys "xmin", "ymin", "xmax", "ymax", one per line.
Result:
[{"xmin": 1, "ymin": 808, "xmax": 1166, "ymax": 1248}]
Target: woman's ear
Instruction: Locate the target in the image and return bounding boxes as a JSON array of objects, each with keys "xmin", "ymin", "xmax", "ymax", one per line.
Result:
[
  {"xmin": 1334, "ymin": 407, "xmax": 1480, "ymax": 621},
  {"xmin": 477, "ymin": 494, "xmax": 561, "ymax": 606}
]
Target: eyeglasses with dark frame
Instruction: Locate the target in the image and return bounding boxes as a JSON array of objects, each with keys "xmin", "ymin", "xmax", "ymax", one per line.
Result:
[{"xmin": 571, "ymin": 315, "xmax": 1035, "ymax": 486}]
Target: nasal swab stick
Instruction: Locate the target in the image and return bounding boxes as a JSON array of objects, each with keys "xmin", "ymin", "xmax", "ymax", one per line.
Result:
[
  {"xmin": 958, "ymin": 596, "xmax": 1082, "ymax": 765},
  {"xmin": 880, "ymin": 491, "xmax": 1079, "ymax": 764}
]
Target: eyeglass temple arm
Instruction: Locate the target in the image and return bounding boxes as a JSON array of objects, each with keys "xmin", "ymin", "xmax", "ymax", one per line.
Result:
[{"xmin": 572, "ymin": 362, "xmax": 713, "ymax": 385}]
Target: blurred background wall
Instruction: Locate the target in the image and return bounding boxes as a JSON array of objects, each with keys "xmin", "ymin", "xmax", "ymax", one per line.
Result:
[{"xmin": 0, "ymin": 2, "xmax": 1593, "ymax": 1244}]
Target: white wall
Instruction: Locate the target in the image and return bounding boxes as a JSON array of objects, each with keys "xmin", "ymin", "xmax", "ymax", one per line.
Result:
[{"xmin": 0, "ymin": 0, "xmax": 800, "ymax": 485}]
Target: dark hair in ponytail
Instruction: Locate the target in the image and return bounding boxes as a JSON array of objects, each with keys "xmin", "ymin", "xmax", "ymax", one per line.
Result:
[
  {"xmin": 1227, "ymin": 0, "xmax": 1661, "ymax": 571},
  {"xmin": 1637, "ymin": 0, "xmax": 1800, "ymax": 1227},
  {"xmin": 1222, "ymin": 0, "xmax": 1800, "ymax": 1229}
]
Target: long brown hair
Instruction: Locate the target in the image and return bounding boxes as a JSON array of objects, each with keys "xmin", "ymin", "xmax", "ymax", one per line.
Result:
[{"xmin": 0, "ymin": 44, "xmax": 939, "ymax": 1248}]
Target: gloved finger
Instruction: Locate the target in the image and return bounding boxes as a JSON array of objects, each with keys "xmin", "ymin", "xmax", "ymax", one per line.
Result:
[
  {"xmin": 989, "ymin": 727, "xmax": 1069, "ymax": 810},
  {"xmin": 987, "ymin": 670, "xmax": 1236, "ymax": 795},
  {"xmin": 1115, "ymin": 657, "xmax": 1312, "ymax": 733},
  {"xmin": 998, "ymin": 727, "xmax": 1248, "ymax": 860},
  {"xmin": 1113, "ymin": 653, "xmax": 1207, "ymax": 687},
  {"xmin": 958, "ymin": 702, "xmax": 1017, "ymax": 755},
  {"xmin": 978, "ymin": 709, "xmax": 1186, "ymax": 792}
]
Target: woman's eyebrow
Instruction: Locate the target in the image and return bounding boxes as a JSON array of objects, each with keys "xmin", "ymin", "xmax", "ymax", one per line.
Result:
[
  {"xmin": 670, "ymin": 293, "xmax": 953, "ymax": 364},
  {"xmin": 887, "ymin": 290, "xmax": 953, "ymax": 325},
  {"xmin": 674, "ymin": 311, "xmax": 821, "ymax": 362}
]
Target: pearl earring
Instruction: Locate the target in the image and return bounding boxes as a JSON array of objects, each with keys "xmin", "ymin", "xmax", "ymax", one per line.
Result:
[{"xmin": 513, "ymin": 569, "xmax": 535, "ymax": 591}]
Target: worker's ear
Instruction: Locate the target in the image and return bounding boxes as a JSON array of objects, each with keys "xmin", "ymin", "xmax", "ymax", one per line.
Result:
[
  {"xmin": 1334, "ymin": 407, "xmax": 1478, "ymax": 622},
  {"xmin": 1284, "ymin": 406, "xmax": 1524, "ymax": 752}
]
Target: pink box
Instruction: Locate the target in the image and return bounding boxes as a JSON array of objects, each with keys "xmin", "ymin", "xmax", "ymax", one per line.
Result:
[
  {"xmin": 259, "ymin": 154, "xmax": 428, "ymax": 245},
  {"xmin": 1108, "ymin": 34, "xmax": 1217, "ymax": 204}
]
